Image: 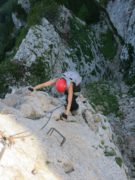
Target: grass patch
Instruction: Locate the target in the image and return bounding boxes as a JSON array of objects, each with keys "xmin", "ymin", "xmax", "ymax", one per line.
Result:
[
  {"xmin": 77, "ymin": 4, "xmax": 89, "ymax": 21},
  {"xmin": 0, "ymin": 0, "xmax": 18, "ymax": 60},
  {"xmin": 85, "ymin": 81, "xmax": 119, "ymax": 115},
  {"xmin": 99, "ymin": 0, "xmax": 108, "ymax": 6},
  {"xmin": 100, "ymin": 29, "xmax": 117, "ymax": 60},
  {"xmin": 102, "ymin": 125, "xmax": 107, "ymax": 130},
  {"xmin": 115, "ymin": 157, "xmax": 123, "ymax": 167},
  {"xmin": 125, "ymin": 74, "xmax": 135, "ymax": 86},
  {"xmin": 68, "ymin": 17, "xmax": 93, "ymax": 66},
  {"xmin": 28, "ymin": 0, "xmax": 59, "ymax": 26},
  {"xmin": 27, "ymin": 57, "xmax": 51, "ymax": 86},
  {"xmin": 0, "ymin": 59, "xmax": 26, "ymax": 97},
  {"xmin": 104, "ymin": 147, "xmax": 116, "ymax": 156},
  {"xmin": 56, "ymin": 0, "xmax": 101, "ymax": 24},
  {"xmin": 101, "ymin": 140, "xmax": 105, "ymax": 145},
  {"xmin": 0, "ymin": 57, "xmax": 51, "ymax": 97},
  {"xmin": 15, "ymin": 27, "xmax": 28, "ymax": 47}
]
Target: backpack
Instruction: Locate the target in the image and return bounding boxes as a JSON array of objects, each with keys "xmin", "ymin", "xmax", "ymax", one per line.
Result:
[{"xmin": 62, "ymin": 71, "xmax": 82, "ymax": 87}]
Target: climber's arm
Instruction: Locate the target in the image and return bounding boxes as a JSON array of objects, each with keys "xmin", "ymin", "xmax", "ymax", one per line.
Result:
[
  {"xmin": 65, "ymin": 82, "xmax": 73, "ymax": 116},
  {"xmin": 28, "ymin": 78, "xmax": 58, "ymax": 92},
  {"xmin": 33, "ymin": 78, "xmax": 57, "ymax": 90}
]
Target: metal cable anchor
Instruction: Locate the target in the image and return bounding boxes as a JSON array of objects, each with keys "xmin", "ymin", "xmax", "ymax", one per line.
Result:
[{"xmin": 47, "ymin": 127, "xmax": 66, "ymax": 146}]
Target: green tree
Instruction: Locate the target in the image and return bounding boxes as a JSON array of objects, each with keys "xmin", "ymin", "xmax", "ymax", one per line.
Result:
[{"xmin": 78, "ymin": 4, "xmax": 89, "ymax": 21}]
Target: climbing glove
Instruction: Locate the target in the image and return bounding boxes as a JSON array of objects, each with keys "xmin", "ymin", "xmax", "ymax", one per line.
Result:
[
  {"xmin": 28, "ymin": 87, "xmax": 34, "ymax": 92},
  {"xmin": 60, "ymin": 113, "xmax": 67, "ymax": 120}
]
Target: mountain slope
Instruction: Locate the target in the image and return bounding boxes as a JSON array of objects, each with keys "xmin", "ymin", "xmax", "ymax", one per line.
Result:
[{"xmin": 0, "ymin": 88, "xmax": 128, "ymax": 179}]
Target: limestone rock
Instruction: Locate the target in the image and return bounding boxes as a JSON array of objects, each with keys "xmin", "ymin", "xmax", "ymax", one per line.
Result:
[
  {"xmin": 0, "ymin": 88, "xmax": 128, "ymax": 180},
  {"xmin": 107, "ymin": 0, "xmax": 135, "ymax": 53}
]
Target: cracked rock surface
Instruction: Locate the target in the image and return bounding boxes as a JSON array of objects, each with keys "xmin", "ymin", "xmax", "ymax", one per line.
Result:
[{"xmin": 0, "ymin": 87, "xmax": 128, "ymax": 179}]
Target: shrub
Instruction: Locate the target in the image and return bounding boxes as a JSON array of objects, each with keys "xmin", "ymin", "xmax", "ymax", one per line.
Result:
[
  {"xmin": 78, "ymin": 4, "xmax": 89, "ymax": 21},
  {"xmin": 0, "ymin": 0, "xmax": 6, "ymax": 6},
  {"xmin": 12, "ymin": 4, "xmax": 27, "ymax": 21},
  {"xmin": 0, "ymin": 0, "xmax": 17, "ymax": 13},
  {"xmin": 0, "ymin": 57, "xmax": 52, "ymax": 97},
  {"xmin": 0, "ymin": 0, "xmax": 18, "ymax": 60},
  {"xmin": 100, "ymin": 29, "xmax": 117, "ymax": 60},
  {"xmin": 104, "ymin": 147, "xmax": 116, "ymax": 156},
  {"xmin": 55, "ymin": 0, "xmax": 69, "ymax": 6},
  {"xmin": 0, "ymin": 59, "xmax": 25, "ymax": 97},
  {"xmin": 56, "ymin": 0, "xmax": 101, "ymax": 24},
  {"xmin": 15, "ymin": 27, "xmax": 28, "ymax": 47},
  {"xmin": 27, "ymin": 57, "xmax": 51, "ymax": 85},
  {"xmin": 99, "ymin": 0, "xmax": 108, "ymax": 6},
  {"xmin": 27, "ymin": 0, "xmax": 59, "ymax": 26},
  {"xmin": 84, "ymin": 81, "xmax": 119, "ymax": 115},
  {"xmin": 115, "ymin": 157, "xmax": 123, "ymax": 167},
  {"xmin": 68, "ymin": 17, "xmax": 93, "ymax": 65},
  {"xmin": 83, "ymin": 0, "xmax": 101, "ymax": 24},
  {"xmin": 3, "ymin": 14, "xmax": 15, "ymax": 52}
]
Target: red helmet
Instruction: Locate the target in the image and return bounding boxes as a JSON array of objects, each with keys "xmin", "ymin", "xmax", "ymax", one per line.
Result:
[{"xmin": 55, "ymin": 78, "xmax": 67, "ymax": 93}]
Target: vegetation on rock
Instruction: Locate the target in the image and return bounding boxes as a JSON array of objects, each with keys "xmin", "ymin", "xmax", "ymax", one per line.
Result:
[
  {"xmin": 28, "ymin": 0, "xmax": 59, "ymax": 26},
  {"xmin": 0, "ymin": 0, "xmax": 18, "ymax": 60},
  {"xmin": 100, "ymin": 29, "xmax": 117, "ymax": 60},
  {"xmin": 0, "ymin": 59, "xmax": 25, "ymax": 97},
  {"xmin": 84, "ymin": 81, "xmax": 119, "ymax": 115},
  {"xmin": 56, "ymin": 0, "xmax": 101, "ymax": 23}
]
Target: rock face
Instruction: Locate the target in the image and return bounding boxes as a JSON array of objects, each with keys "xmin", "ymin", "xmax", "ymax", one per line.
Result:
[
  {"xmin": 12, "ymin": 12, "xmax": 26, "ymax": 29},
  {"xmin": 18, "ymin": 0, "xmax": 30, "ymax": 12},
  {"xmin": 107, "ymin": 0, "xmax": 135, "ymax": 52},
  {"xmin": 14, "ymin": 6, "xmax": 117, "ymax": 83},
  {"xmin": 14, "ymin": 17, "xmax": 75, "ymax": 75},
  {"xmin": 118, "ymin": 96, "xmax": 135, "ymax": 178},
  {"xmin": 0, "ymin": 88, "xmax": 128, "ymax": 179},
  {"xmin": 9, "ymin": 2, "xmax": 135, "ymax": 179},
  {"xmin": 106, "ymin": 1, "xmax": 135, "ymax": 178}
]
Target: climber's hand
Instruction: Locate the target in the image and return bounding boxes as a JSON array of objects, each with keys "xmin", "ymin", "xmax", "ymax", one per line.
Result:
[
  {"xmin": 28, "ymin": 87, "xmax": 34, "ymax": 92},
  {"xmin": 60, "ymin": 113, "xmax": 67, "ymax": 120}
]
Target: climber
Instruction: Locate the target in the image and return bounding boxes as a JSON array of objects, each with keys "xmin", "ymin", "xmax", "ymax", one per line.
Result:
[{"xmin": 28, "ymin": 71, "xmax": 82, "ymax": 120}]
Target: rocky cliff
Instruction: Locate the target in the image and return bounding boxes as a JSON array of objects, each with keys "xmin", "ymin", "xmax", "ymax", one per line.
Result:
[
  {"xmin": 107, "ymin": 0, "xmax": 135, "ymax": 49},
  {"xmin": 1, "ymin": 0, "xmax": 135, "ymax": 179},
  {"xmin": 0, "ymin": 88, "xmax": 128, "ymax": 179},
  {"xmin": 107, "ymin": 0, "xmax": 135, "ymax": 84},
  {"xmin": 13, "ymin": 6, "xmax": 117, "ymax": 83}
]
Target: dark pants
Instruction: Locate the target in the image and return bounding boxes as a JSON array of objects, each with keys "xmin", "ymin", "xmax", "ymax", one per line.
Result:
[{"xmin": 66, "ymin": 95, "xmax": 79, "ymax": 112}]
